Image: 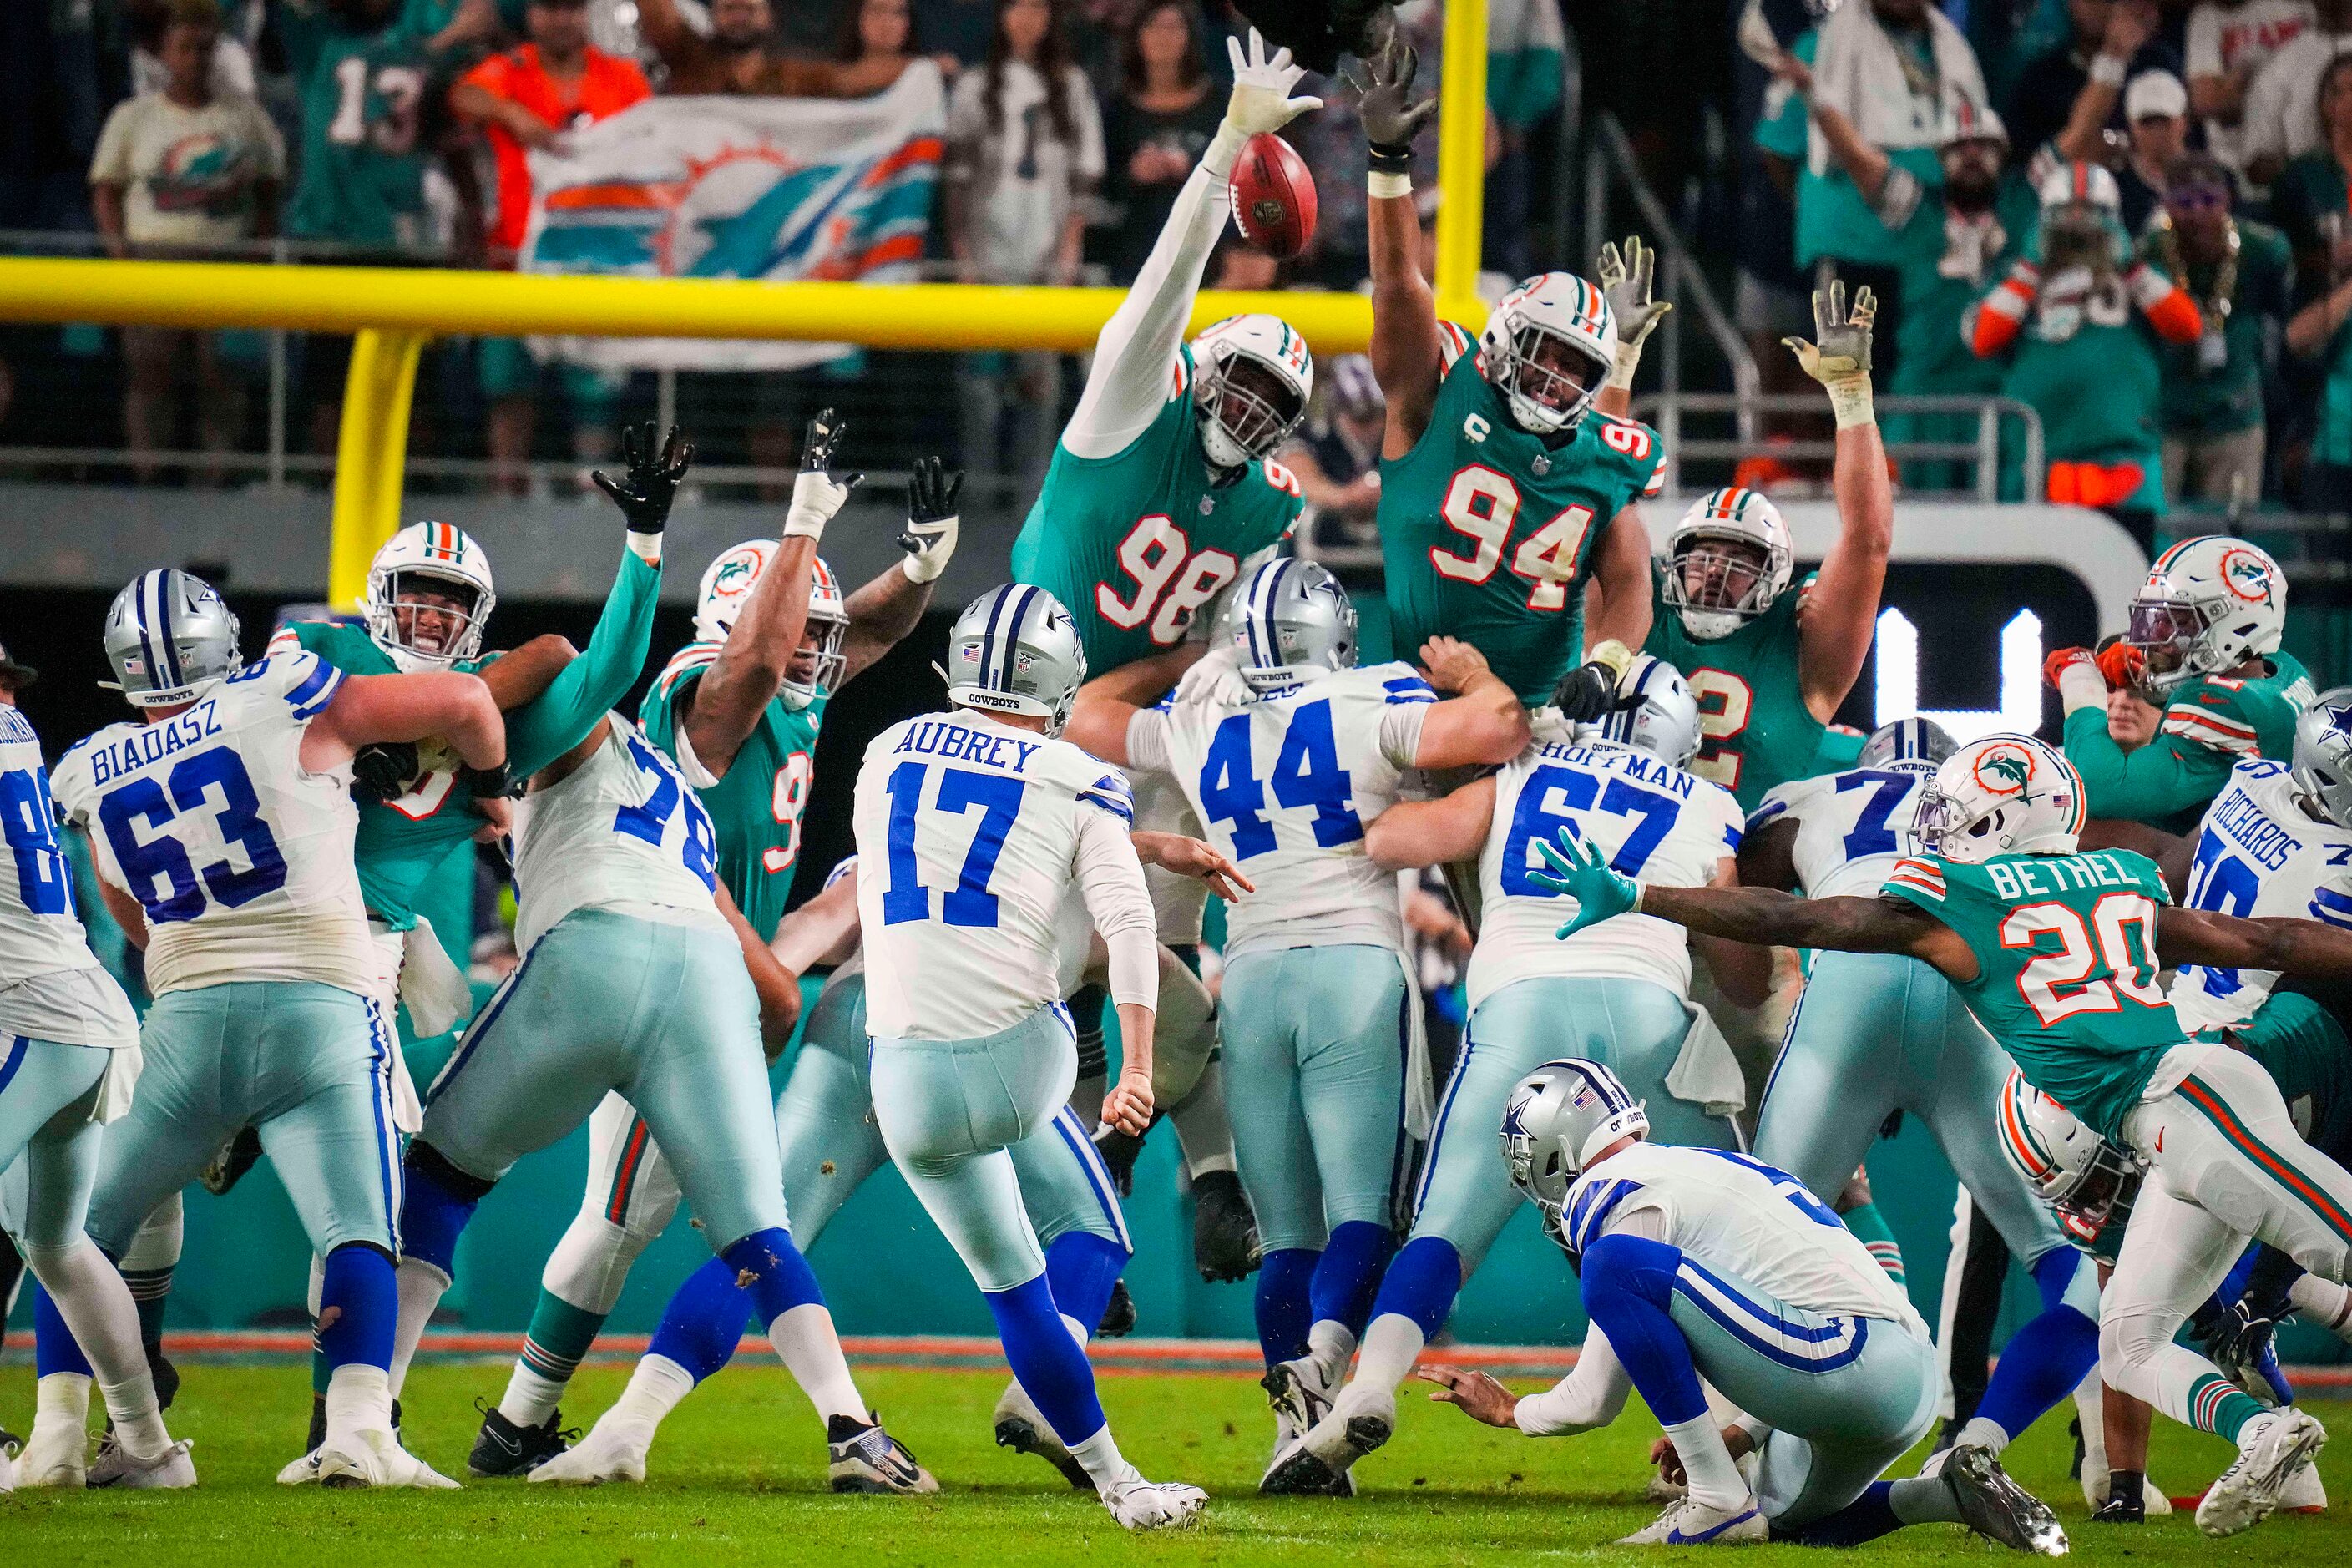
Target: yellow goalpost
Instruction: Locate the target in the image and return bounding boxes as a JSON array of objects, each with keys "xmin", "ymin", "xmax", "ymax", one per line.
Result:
[{"xmin": 0, "ymin": 1, "xmax": 1490, "ymax": 607}]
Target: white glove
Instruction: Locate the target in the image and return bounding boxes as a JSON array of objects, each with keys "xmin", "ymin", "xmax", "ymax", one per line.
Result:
[
  {"xmin": 784, "ymin": 467, "xmax": 857, "ymax": 541},
  {"xmin": 1208, "ymin": 29, "xmax": 1321, "ymax": 175}
]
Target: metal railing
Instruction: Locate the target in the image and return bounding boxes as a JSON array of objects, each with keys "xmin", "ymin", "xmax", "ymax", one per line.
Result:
[{"xmin": 1630, "ymin": 392, "xmax": 2048, "ymax": 502}]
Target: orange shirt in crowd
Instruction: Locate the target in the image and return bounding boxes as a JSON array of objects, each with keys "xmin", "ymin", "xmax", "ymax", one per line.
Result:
[{"xmin": 462, "ymin": 43, "xmax": 652, "ymax": 258}]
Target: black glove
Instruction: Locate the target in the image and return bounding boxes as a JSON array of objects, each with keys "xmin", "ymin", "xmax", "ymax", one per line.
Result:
[
  {"xmin": 457, "ymin": 760, "xmax": 520, "ymax": 802},
  {"xmin": 350, "ymin": 741, "xmax": 420, "ymax": 804},
  {"xmin": 897, "ymin": 454, "xmax": 963, "ymax": 580},
  {"xmin": 1551, "ymin": 660, "xmax": 1621, "ymax": 726},
  {"xmin": 1339, "ymin": 28, "xmax": 1435, "ymax": 172},
  {"xmin": 591, "ymin": 422, "xmax": 694, "ymax": 535},
  {"xmin": 802, "ymin": 406, "xmax": 848, "ymax": 473}
]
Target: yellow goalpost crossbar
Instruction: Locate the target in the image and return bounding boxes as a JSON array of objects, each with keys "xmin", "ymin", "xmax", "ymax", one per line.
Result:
[{"xmin": 0, "ymin": 0, "xmax": 1490, "ymax": 607}]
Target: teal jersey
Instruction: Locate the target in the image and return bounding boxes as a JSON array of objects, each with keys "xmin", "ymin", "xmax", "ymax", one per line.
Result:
[
  {"xmin": 1380, "ymin": 326, "xmax": 1666, "ymax": 706},
  {"xmin": 1011, "ymin": 342, "xmax": 1305, "ymax": 673},
  {"xmin": 281, "ymin": 3, "xmax": 433, "ymax": 247},
  {"xmin": 1880, "ymin": 847, "xmax": 2183, "ymax": 1142},
  {"xmin": 638, "ymin": 642, "xmax": 826, "ymax": 942},
  {"xmin": 1642, "ymin": 567, "xmax": 1821, "ymax": 810},
  {"xmin": 279, "ymin": 547, "xmax": 661, "ymax": 927},
  {"xmin": 2229, "ymin": 992, "xmax": 2352, "ymax": 1156},
  {"xmin": 2063, "ymin": 652, "xmax": 2315, "ymax": 835},
  {"xmin": 1888, "ymin": 179, "xmax": 2041, "ymax": 400},
  {"xmin": 2157, "ymin": 221, "xmax": 2292, "ymax": 440}
]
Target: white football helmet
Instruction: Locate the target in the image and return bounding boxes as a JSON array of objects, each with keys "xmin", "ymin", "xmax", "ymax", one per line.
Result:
[
  {"xmin": 1996, "ymin": 1068, "xmax": 2145, "ymax": 1246},
  {"xmin": 2126, "ymin": 536, "xmax": 2286, "ymax": 696},
  {"xmin": 2036, "ymin": 157, "xmax": 2122, "ymax": 216},
  {"xmin": 1581, "ymin": 653, "xmax": 1702, "ymax": 770},
  {"xmin": 1914, "ymin": 733, "xmax": 2084, "ymax": 863},
  {"xmin": 1479, "ymin": 271, "xmax": 1618, "ymax": 436},
  {"xmin": 1661, "ymin": 488, "xmax": 1797, "ymax": 640},
  {"xmin": 1190, "ymin": 313, "xmax": 1313, "ymax": 473},
  {"xmin": 1501, "ymin": 1058, "xmax": 1651, "ymax": 1235},
  {"xmin": 364, "ymin": 522, "xmax": 496, "ymax": 671},
  {"xmin": 695, "ymin": 540, "xmax": 848, "ymax": 711}
]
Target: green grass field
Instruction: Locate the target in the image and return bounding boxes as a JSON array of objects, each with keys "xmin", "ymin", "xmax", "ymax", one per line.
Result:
[{"xmin": 3, "ymin": 1360, "xmax": 2347, "ymax": 1564}]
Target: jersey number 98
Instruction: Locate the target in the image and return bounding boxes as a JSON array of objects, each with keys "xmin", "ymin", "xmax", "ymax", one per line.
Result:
[{"xmin": 1098, "ymin": 516, "xmax": 1240, "ymax": 646}]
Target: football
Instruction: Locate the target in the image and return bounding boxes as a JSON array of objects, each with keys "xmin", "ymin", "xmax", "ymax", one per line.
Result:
[{"xmin": 1228, "ymin": 131, "xmax": 1317, "ymax": 260}]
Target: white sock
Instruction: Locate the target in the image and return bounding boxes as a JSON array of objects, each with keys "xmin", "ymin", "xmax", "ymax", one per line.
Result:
[
  {"xmin": 2073, "ymin": 1370, "xmax": 2110, "ymax": 1484},
  {"xmin": 1889, "ymin": 1471, "xmax": 1966, "ymax": 1524},
  {"xmin": 1307, "ymin": 1320, "xmax": 1358, "ymax": 1386},
  {"xmin": 387, "ymin": 1258, "xmax": 450, "ymax": 1397},
  {"xmin": 498, "ymin": 1364, "xmax": 568, "ymax": 1429},
  {"xmin": 37, "ymin": 1370, "xmax": 92, "ymax": 1432},
  {"xmin": 1955, "ymin": 1414, "xmax": 2011, "ymax": 1454},
  {"xmin": 767, "ymin": 1302, "xmax": 866, "ymax": 1425},
  {"xmin": 323, "ymin": 1364, "xmax": 395, "ymax": 1452},
  {"xmin": 2289, "ymin": 1272, "xmax": 2352, "ymax": 1338},
  {"xmin": 29, "ymin": 1240, "xmax": 168, "ymax": 1459},
  {"xmin": 1664, "ymin": 1413, "xmax": 1749, "ymax": 1512},
  {"xmin": 1338, "ymin": 1314, "xmax": 1424, "ymax": 1413},
  {"xmin": 597, "ymin": 1354, "xmax": 695, "ymax": 1448},
  {"xmin": 1067, "ymin": 1424, "xmax": 1132, "ymax": 1492},
  {"xmin": 1060, "ymin": 1312, "xmax": 1093, "ymax": 1348}
]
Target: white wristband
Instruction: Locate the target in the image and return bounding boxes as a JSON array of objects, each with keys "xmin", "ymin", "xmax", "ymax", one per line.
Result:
[
  {"xmin": 1368, "ymin": 169, "xmax": 1412, "ymax": 200},
  {"xmin": 1604, "ymin": 338, "xmax": 1644, "ymax": 392},
  {"xmin": 2089, "ymin": 53, "xmax": 2127, "ymax": 87},
  {"xmin": 1824, "ymin": 377, "xmax": 1875, "ymax": 430},
  {"xmin": 625, "ymin": 530, "xmax": 661, "ymax": 564}
]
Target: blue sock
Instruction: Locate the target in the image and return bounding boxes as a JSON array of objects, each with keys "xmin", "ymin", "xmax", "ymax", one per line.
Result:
[
  {"xmin": 1577, "ymin": 1234, "xmax": 1706, "ymax": 1426},
  {"xmin": 33, "ymin": 1283, "xmax": 93, "ymax": 1378},
  {"xmin": 646, "ymin": 1255, "xmax": 754, "ymax": 1384},
  {"xmin": 1975, "ymin": 1252, "xmax": 2101, "ymax": 1443},
  {"xmin": 318, "ymin": 1245, "xmax": 397, "ymax": 1373},
  {"xmin": 1256, "ymin": 1247, "xmax": 1318, "ymax": 1368},
  {"xmin": 720, "ymin": 1228, "xmax": 827, "ymax": 1325},
  {"xmin": 1372, "ymin": 1236, "xmax": 1464, "ymax": 1340},
  {"xmin": 985, "ymin": 1272, "xmax": 1105, "ymax": 1446},
  {"xmin": 1045, "ymin": 1232, "xmax": 1128, "ymax": 1338},
  {"xmin": 398, "ymin": 1146, "xmax": 485, "ymax": 1278},
  {"xmin": 1308, "ymin": 1221, "xmax": 1393, "ymax": 1337},
  {"xmin": 1783, "ymin": 1480, "xmax": 1903, "ymax": 1545},
  {"xmin": 2217, "ymin": 1241, "xmax": 2260, "ymax": 1308}
]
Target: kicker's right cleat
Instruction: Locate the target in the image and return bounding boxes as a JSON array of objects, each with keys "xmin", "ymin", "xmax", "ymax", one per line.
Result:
[
  {"xmin": 468, "ymin": 1399, "xmax": 574, "ymax": 1478},
  {"xmin": 1943, "ymin": 1444, "xmax": 2068, "ymax": 1555},
  {"xmin": 1191, "ymin": 1168, "xmax": 1262, "ymax": 1282},
  {"xmin": 993, "ymin": 1381, "xmax": 1090, "ymax": 1490},
  {"xmin": 1616, "ymin": 1496, "xmax": 1768, "ymax": 1545}
]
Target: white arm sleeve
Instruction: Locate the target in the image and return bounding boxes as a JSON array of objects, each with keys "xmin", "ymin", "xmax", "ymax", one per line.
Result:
[
  {"xmin": 1514, "ymin": 1323, "xmax": 1635, "ymax": 1436},
  {"xmin": 1060, "ymin": 128, "xmax": 1245, "ymax": 460},
  {"xmin": 1073, "ymin": 803, "xmax": 1159, "ymax": 1010},
  {"xmin": 1125, "ymin": 707, "xmax": 1176, "ymax": 776},
  {"xmin": 1378, "ymin": 701, "xmax": 1431, "ymax": 770}
]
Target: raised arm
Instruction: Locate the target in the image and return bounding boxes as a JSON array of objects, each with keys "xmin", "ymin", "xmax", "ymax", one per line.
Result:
[
  {"xmin": 2054, "ymin": 1, "xmax": 2155, "ymax": 164},
  {"xmin": 1367, "ymin": 776, "xmax": 1496, "ymax": 870},
  {"xmin": 1064, "ymin": 31, "xmax": 1318, "ymax": 460},
  {"xmin": 1582, "ymin": 508, "xmax": 1655, "ymax": 655},
  {"xmin": 1348, "ymin": 33, "xmax": 1444, "ymax": 455},
  {"xmin": 1412, "ymin": 636, "xmax": 1534, "ymax": 767},
  {"xmin": 681, "ymin": 413, "xmax": 843, "ymax": 780},
  {"xmin": 837, "ymin": 455, "xmax": 960, "ymax": 685},
  {"xmin": 303, "ymin": 670, "xmax": 505, "ymax": 776},
  {"xmin": 1593, "ymin": 235, "xmax": 1672, "ymax": 419},
  {"xmin": 1785, "ymin": 283, "xmax": 1889, "ymax": 721}
]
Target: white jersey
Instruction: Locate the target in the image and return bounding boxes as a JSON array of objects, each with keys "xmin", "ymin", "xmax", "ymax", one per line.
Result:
[
  {"xmin": 1750, "ymin": 761, "xmax": 1938, "ymax": 901},
  {"xmin": 854, "ymin": 709, "xmax": 1154, "ymax": 1041},
  {"xmin": 2170, "ymin": 758, "xmax": 2352, "ymax": 1034},
  {"xmin": 51, "ymin": 651, "xmax": 375, "ymax": 997},
  {"xmin": 510, "ymin": 715, "xmax": 726, "ymax": 953},
  {"xmin": 1127, "ymin": 661, "xmax": 1433, "ymax": 962},
  {"xmin": 0, "ymin": 706, "xmax": 139, "ymax": 1049},
  {"xmin": 1561, "ymin": 1142, "xmax": 1928, "ymax": 1338},
  {"xmin": 1469, "ymin": 737, "xmax": 1744, "ymax": 1011}
]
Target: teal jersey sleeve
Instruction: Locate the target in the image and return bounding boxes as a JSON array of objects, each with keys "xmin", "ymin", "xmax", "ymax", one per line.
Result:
[
  {"xmin": 504, "ymin": 547, "xmax": 661, "ymax": 776},
  {"xmin": 2062, "ymin": 703, "xmax": 2236, "ymax": 833}
]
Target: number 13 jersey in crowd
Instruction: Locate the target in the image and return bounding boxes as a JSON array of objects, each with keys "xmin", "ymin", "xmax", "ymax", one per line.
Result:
[
  {"xmin": 1010, "ymin": 341, "xmax": 1304, "ymax": 674},
  {"xmin": 52, "ymin": 650, "xmax": 372, "ymax": 997},
  {"xmin": 852, "ymin": 709, "xmax": 1146, "ymax": 1041},
  {"xmin": 1472, "ymin": 733, "xmax": 1744, "ymax": 1010}
]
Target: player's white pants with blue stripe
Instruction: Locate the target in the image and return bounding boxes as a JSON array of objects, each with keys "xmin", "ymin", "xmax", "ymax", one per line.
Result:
[
  {"xmin": 1220, "ymin": 944, "xmax": 1409, "ymax": 1252},
  {"xmin": 83, "ymin": 981, "xmax": 401, "ymax": 1258},
  {"xmin": 870, "ymin": 1003, "xmax": 1111, "ymax": 1292},
  {"xmin": 422, "ymin": 908, "xmax": 786, "ymax": 1254},
  {"xmin": 1667, "ymin": 1255, "xmax": 1939, "ymax": 1528},
  {"xmin": 0, "ymin": 1036, "xmax": 109, "ymax": 1256},
  {"xmin": 1756, "ymin": 952, "xmax": 2068, "ymax": 1267},
  {"xmin": 1414, "ymin": 977, "xmax": 1734, "ymax": 1272}
]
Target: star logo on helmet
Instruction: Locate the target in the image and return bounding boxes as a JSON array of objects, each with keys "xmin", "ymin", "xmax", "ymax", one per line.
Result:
[
  {"xmin": 2325, "ymin": 701, "xmax": 2352, "ymax": 736},
  {"xmin": 1500, "ymin": 1095, "xmax": 1532, "ymax": 1142}
]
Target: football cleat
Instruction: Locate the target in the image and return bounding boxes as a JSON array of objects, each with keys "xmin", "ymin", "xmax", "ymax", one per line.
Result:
[
  {"xmin": 994, "ymin": 1380, "xmax": 1090, "ymax": 1490},
  {"xmin": 276, "ymin": 1449, "xmax": 322, "ymax": 1485},
  {"xmin": 1259, "ymin": 1359, "xmax": 1351, "ymax": 1496},
  {"xmin": 200, "ymin": 1125, "xmax": 265, "ymax": 1196},
  {"xmin": 1942, "ymin": 1444, "xmax": 2067, "ymax": 1555},
  {"xmin": 527, "ymin": 1419, "xmax": 649, "ymax": 1485},
  {"xmin": 1263, "ymin": 1385, "xmax": 1393, "ymax": 1495},
  {"xmin": 1100, "ymin": 1468, "xmax": 1208, "ymax": 1530},
  {"xmin": 0, "ymin": 1435, "xmax": 16, "ymax": 1494},
  {"xmin": 1191, "ymin": 1169, "xmax": 1262, "ymax": 1282},
  {"xmin": 1646, "ymin": 1471, "xmax": 1687, "ymax": 1503},
  {"xmin": 2280, "ymin": 1456, "xmax": 2327, "ymax": 1512},
  {"xmin": 827, "ymin": 1413, "xmax": 938, "ymax": 1495},
  {"xmin": 16, "ymin": 1418, "xmax": 89, "ymax": 1488},
  {"xmin": 2091, "ymin": 1491, "xmax": 2144, "ymax": 1525},
  {"xmin": 468, "ymin": 1399, "xmax": 575, "ymax": 1478},
  {"xmin": 312, "ymin": 1427, "xmax": 460, "ymax": 1490},
  {"xmin": 306, "ymin": 1393, "xmax": 401, "ymax": 1459},
  {"xmin": 1095, "ymin": 1125, "xmax": 1146, "ymax": 1196},
  {"xmin": 1617, "ymin": 1497, "xmax": 1768, "ymax": 1545},
  {"xmin": 1096, "ymin": 1278, "xmax": 1138, "ymax": 1338},
  {"xmin": 2198, "ymin": 1409, "xmax": 2326, "ymax": 1537},
  {"xmin": 87, "ymin": 1437, "xmax": 196, "ymax": 1490}
]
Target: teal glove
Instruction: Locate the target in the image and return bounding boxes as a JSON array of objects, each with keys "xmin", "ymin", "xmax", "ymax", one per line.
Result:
[{"xmin": 1527, "ymin": 830, "xmax": 1641, "ymax": 938}]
